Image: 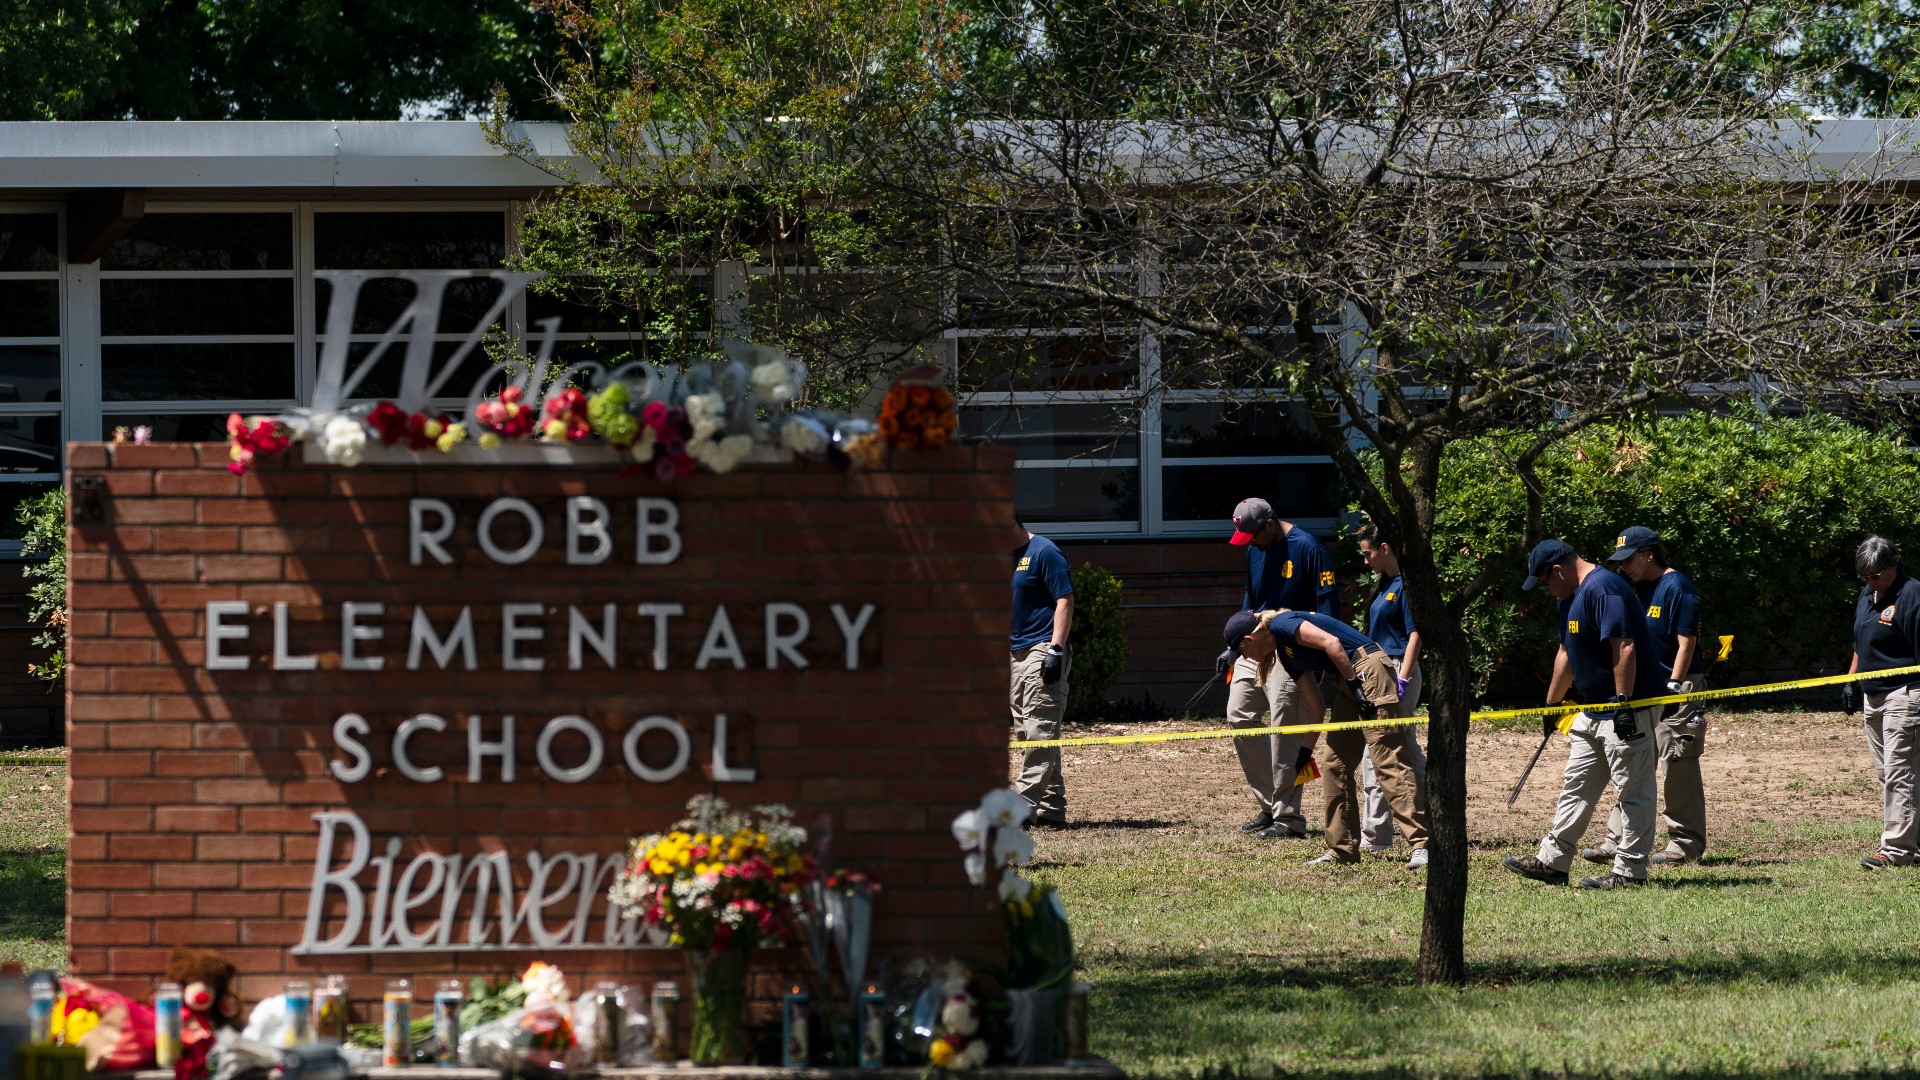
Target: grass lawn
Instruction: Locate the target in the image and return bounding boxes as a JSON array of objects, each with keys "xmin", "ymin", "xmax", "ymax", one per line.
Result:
[
  {"xmin": 0, "ymin": 759, "xmax": 65, "ymax": 973},
  {"xmin": 6, "ymin": 713, "xmax": 1919, "ymax": 1076},
  {"xmin": 1036, "ymin": 709, "xmax": 1920, "ymax": 1078}
]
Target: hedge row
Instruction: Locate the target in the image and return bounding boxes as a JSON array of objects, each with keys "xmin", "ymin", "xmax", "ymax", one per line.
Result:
[{"xmin": 1406, "ymin": 411, "xmax": 1920, "ymax": 699}]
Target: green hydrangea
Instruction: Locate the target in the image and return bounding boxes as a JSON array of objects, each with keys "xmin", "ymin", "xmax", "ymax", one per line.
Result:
[{"xmin": 588, "ymin": 383, "xmax": 637, "ymax": 442}]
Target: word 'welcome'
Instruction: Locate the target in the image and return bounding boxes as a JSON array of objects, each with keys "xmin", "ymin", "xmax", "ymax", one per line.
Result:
[{"xmin": 294, "ymin": 810, "xmax": 661, "ymax": 955}]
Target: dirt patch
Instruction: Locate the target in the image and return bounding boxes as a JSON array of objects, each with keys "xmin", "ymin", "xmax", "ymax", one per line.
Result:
[{"xmin": 1012, "ymin": 709, "xmax": 1880, "ymax": 854}]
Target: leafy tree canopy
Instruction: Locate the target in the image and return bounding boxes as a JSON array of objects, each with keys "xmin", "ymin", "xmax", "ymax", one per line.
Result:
[{"xmin": 0, "ymin": 0, "xmax": 560, "ymax": 120}]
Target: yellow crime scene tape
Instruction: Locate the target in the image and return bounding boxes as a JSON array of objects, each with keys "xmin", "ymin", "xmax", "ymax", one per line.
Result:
[{"xmin": 1009, "ymin": 650, "xmax": 1920, "ymax": 751}]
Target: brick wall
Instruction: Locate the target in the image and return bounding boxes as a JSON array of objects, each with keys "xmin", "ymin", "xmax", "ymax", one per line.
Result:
[
  {"xmin": 66, "ymin": 442, "xmax": 1013, "ymax": 1008},
  {"xmin": 1056, "ymin": 539, "xmax": 1244, "ymax": 716}
]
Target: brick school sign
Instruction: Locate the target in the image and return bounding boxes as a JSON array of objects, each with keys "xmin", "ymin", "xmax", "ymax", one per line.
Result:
[{"xmin": 65, "ymin": 444, "xmax": 1011, "ymax": 1003}]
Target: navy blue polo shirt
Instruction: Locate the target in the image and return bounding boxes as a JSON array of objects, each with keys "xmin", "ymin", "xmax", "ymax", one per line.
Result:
[
  {"xmin": 1011, "ymin": 534, "xmax": 1074, "ymax": 651},
  {"xmin": 1560, "ymin": 566, "xmax": 1667, "ymax": 703},
  {"xmin": 1245, "ymin": 525, "xmax": 1337, "ymax": 617},
  {"xmin": 1367, "ymin": 574, "xmax": 1416, "ymax": 657},
  {"xmin": 1643, "ymin": 570, "xmax": 1703, "ymax": 676},
  {"xmin": 1267, "ymin": 609, "xmax": 1373, "ymax": 678},
  {"xmin": 1854, "ymin": 572, "xmax": 1920, "ymax": 694}
]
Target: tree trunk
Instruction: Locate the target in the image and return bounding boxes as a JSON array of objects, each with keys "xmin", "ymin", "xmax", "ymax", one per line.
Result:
[{"xmin": 1416, "ymin": 623, "xmax": 1473, "ymax": 985}]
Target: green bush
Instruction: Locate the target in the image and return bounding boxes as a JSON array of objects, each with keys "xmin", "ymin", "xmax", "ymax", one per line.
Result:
[
  {"xmin": 1066, "ymin": 562, "xmax": 1128, "ymax": 722},
  {"xmin": 1418, "ymin": 411, "xmax": 1920, "ymax": 699},
  {"xmin": 16, "ymin": 487, "xmax": 65, "ymax": 683}
]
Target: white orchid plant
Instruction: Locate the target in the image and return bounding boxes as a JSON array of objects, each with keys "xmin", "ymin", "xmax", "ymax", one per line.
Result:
[
  {"xmin": 951, "ymin": 788, "xmax": 1075, "ymax": 991},
  {"xmin": 951, "ymin": 788, "xmax": 1037, "ymax": 903}
]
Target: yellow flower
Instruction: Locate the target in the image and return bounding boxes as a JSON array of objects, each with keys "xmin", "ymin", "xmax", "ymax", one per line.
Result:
[
  {"xmin": 56, "ymin": 1007, "xmax": 100, "ymax": 1045},
  {"xmin": 478, "ymin": 432, "xmax": 502, "ymax": 450},
  {"xmin": 423, "ymin": 418, "xmax": 444, "ymax": 439},
  {"xmin": 929, "ymin": 1039, "xmax": 956, "ymax": 1068}
]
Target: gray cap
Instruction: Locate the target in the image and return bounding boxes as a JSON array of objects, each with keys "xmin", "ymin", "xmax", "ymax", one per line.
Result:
[{"xmin": 1230, "ymin": 498, "xmax": 1274, "ymax": 546}]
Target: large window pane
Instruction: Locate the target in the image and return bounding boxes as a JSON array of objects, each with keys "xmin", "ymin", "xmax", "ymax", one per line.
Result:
[
  {"xmin": 101, "ymin": 279, "xmax": 294, "ymax": 336},
  {"xmin": 0, "ymin": 415, "xmax": 62, "ymax": 474},
  {"xmin": 0, "ymin": 347, "xmax": 61, "ymax": 404},
  {"xmin": 314, "ymin": 212, "xmax": 505, "ymax": 269},
  {"xmin": 1160, "ymin": 400, "xmax": 1324, "ymax": 457},
  {"xmin": 101, "ymin": 213, "xmax": 292, "ymax": 271},
  {"xmin": 314, "ymin": 341, "xmax": 504, "ymax": 402},
  {"xmin": 316, "ymin": 276, "xmax": 507, "ymax": 335},
  {"xmin": 957, "ymin": 338, "xmax": 1135, "ymax": 393},
  {"xmin": 1162, "ymin": 462, "xmax": 1342, "ymax": 522},
  {"xmin": 102, "ymin": 413, "xmax": 231, "ymax": 442},
  {"xmin": 960, "ymin": 403, "xmax": 1137, "ymax": 460},
  {"xmin": 0, "ymin": 215, "xmax": 58, "ymax": 272},
  {"xmin": 0, "ymin": 282, "xmax": 59, "ymax": 338},
  {"xmin": 103, "ymin": 343, "xmax": 296, "ymax": 402},
  {"xmin": 1016, "ymin": 467, "xmax": 1139, "ymax": 525}
]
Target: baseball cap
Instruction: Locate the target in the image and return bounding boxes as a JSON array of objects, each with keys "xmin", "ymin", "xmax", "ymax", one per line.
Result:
[
  {"xmin": 1222, "ymin": 609, "xmax": 1262, "ymax": 651},
  {"xmin": 1606, "ymin": 526, "xmax": 1660, "ymax": 562},
  {"xmin": 1521, "ymin": 539, "xmax": 1578, "ymax": 591},
  {"xmin": 1228, "ymin": 498, "xmax": 1274, "ymax": 546}
]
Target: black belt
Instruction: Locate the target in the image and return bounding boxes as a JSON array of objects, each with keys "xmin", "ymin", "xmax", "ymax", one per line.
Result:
[{"xmin": 1348, "ymin": 643, "xmax": 1384, "ymax": 661}]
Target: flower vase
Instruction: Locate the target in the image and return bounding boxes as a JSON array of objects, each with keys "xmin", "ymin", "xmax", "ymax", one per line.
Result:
[{"xmin": 684, "ymin": 947, "xmax": 753, "ymax": 1065}]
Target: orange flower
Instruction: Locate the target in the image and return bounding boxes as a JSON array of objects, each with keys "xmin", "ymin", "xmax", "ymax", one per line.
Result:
[
  {"xmin": 932, "ymin": 387, "xmax": 955, "ymax": 410},
  {"xmin": 940, "ymin": 411, "xmax": 959, "ymax": 431},
  {"xmin": 902, "ymin": 408, "xmax": 928, "ymax": 430},
  {"xmin": 907, "ymin": 385, "xmax": 932, "ymax": 407},
  {"xmin": 878, "ymin": 415, "xmax": 901, "ymax": 436},
  {"xmin": 924, "ymin": 426, "xmax": 950, "ymax": 448}
]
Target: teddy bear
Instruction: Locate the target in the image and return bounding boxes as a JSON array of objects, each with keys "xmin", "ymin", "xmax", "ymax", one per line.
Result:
[{"xmin": 162, "ymin": 946, "xmax": 242, "ymax": 1080}]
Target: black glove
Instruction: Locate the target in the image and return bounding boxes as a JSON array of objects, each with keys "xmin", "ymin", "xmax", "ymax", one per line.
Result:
[
  {"xmin": 1041, "ymin": 645, "xmax": 1066, "ymax": 685},
  {"xmin": 1609, "ymin": 694, "xmax": 1643, "ymax": 742},
  {"xmin": 1842, "ymin": 682, "xmax": 1858, "ymax": 715},
  {"xmin": 1542, "ymin": 713, "xmax": 1559, "ymax": 740},
  {"xmin": 1214, "ymin": 648, "xmax": 1236, "ymax": 676},
  {"xmin": 1295, "ymin": 744, "xmax": 1313, "ymax": 772},
  {"xmin": 1348, "ymin": 678, "xmax": 1377, "ymax": 721}
]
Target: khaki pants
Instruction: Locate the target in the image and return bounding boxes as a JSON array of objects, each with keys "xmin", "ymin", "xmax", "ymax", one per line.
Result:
[
  {"xmin": 1601, "ymin": 697, "xmax": 1707, "ymax": 860},
  {"xmin": 1227, "ymin": 655, "xmax": 1306, "ymax": 832},
  {"xmin": 1322, "ymin": 649, "xmax": 1423, "ymax": 859},
  {"xmin": 1536, "ymin": 707, "xmax": 1660, "ymax": 880},
  {"xmin": 1361, "ymin": 663, "xmax": 1426, "ymax": 848},
  {"xmin": 1011, "ymin": 644, "xmax": 1071, "ymax": 823},
  {"xmin": 1863, "ymin": 683, "xmax": 1920, "ymax": 863}
]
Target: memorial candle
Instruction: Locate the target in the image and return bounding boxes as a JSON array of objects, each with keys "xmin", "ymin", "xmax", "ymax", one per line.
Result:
[{"xmin": 782, "ymin": 986, "xmax": 810, "ymax": 1069}]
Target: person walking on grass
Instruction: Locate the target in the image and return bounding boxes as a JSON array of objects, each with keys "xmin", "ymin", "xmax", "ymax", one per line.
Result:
[
  {"xmin": 1354, "ymin": 523, "xmax": 1429, "ymax": 855},
  {"xmin": 1222, "ymin": 607, "xmax": 1428, "ymax": 870},
  {"xmin": 1503, "ymin": 539, "xmax": 1665, "ymax": 890},
  {"xmin": 1216, "ymin": 498, "xmax": 1340, "ymax": 840},
  {"xmin": 1846, "ymin": 536, "xmax": 1920, "ymax": 870},
  {"xmin": 1581, "ymin": 526, "xmax": 1708, "ymax": 868},
  {"xmin": 1010, "ymin": 513, "xmax": 1074, "ymax": 829}
]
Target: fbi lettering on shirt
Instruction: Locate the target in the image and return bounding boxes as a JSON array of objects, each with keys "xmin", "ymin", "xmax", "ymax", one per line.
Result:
[
  {"xmin": 1567, "ymin": 620, "xmax": 1580, "ymax": 634},
  {"xmin": 1319, "ymin": 571, "xmax": 1335, "ymax": 587},
  {"xmin": 1017, "ymin": 556, "xmax": 1031, "ymax": 571},
  {"xmin": 1647, "ymin": 605, "xmax": 1662, "ymax": 619}
]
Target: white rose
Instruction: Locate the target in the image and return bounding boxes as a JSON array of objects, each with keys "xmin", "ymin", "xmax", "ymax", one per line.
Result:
[{"xmin": 321, "ymin": 415, "xmax": 366, "ymax": 467}]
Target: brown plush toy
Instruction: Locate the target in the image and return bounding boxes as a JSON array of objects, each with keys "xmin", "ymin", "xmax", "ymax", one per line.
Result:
[{"xmin": 163, "ymin": 945, "xmax": 242, "ymax": 1079}]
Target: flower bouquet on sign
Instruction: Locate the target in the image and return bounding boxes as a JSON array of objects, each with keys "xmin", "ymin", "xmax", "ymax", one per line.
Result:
[
  {"xmin": 610, "ymin": 796, "xmax": 816, "ymax": 1064},
  {"xmin": 452, "ymin": 961, "xmax": 584, "ymax": 1072},
  {"xmin": 876, "ymin": 366, "xmax": 959, "ymax": 451}
]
